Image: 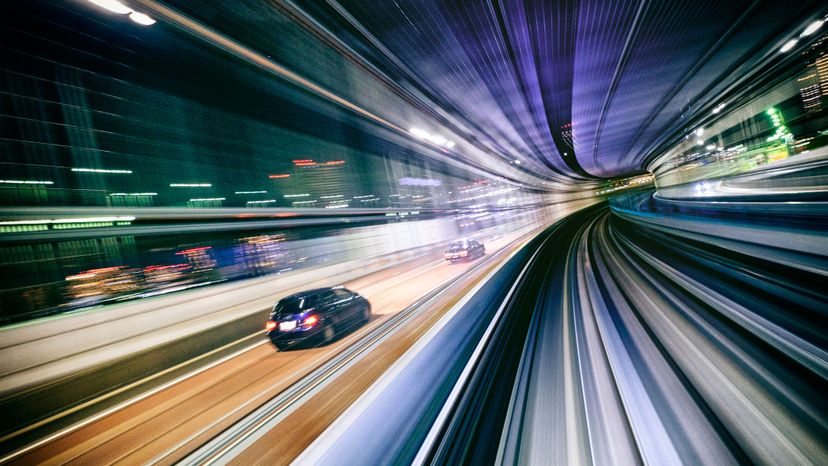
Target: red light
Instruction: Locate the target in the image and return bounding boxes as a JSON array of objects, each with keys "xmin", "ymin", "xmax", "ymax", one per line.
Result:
[
  {"xmin": 265, "ymin": 320, "xmax": 277, "ymax": 331},
  {"xmin": 269, "ymin": 174, "xmax": 290, "ymax": 179},
  {"xmin": 325, "ymin": 160, "xmax": 345, "ymax": 165},
  {"xmin": 294, "ymin": 162, "xmax": 317, "ymax": 166},
  {"xmin": 292, "ymin": 159, "xmax": 314, "ymax": 163},
  {"xmin": 303, "ymin": 315, "xmax": 318, "ymax": 327}
]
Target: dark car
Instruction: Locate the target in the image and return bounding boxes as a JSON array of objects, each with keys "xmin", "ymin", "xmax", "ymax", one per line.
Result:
[
  {"xmin": 265, "ymin": 286, "xmax": 371, "ymax": 350},
  {"xmin": 444, "ymin": 239, "xmax": 485, "ymax": 262}
]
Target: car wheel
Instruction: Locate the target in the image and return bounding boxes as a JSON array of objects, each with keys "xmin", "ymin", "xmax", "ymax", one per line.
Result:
[{"xmin": 323, "ymin": 326, "xmax": 335, "ymax": 342}]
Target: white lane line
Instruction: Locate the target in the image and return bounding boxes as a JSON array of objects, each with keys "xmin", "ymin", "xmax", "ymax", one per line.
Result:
[
  {"xmin": 182, "ymin": 239, "xmax": 528, "ymax": 465},
  {"xmin": 291, "ymin": 239, "xmax": 534, "ymax": 465},
  {"xmin": 410, "ymin": 233, "xmax": 551, "ymax": 466}
]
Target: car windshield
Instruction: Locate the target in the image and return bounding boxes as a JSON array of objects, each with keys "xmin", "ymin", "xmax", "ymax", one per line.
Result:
[
  {"xmin": 274, "ymin": 296, "xmax": 316, "ymax": 316},
  {"xmin": 448, "ymin": 242, "xmax": 468, "ymax": 251}
]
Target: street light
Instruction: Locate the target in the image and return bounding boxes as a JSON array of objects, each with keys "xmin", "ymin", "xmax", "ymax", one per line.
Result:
[
  {"xmin": 800, "ymin": 20, "xmax": 823, "ymax": 37},
  {"xmin": 779, "ymin": 39, "xmax": 798, "ymax": 53},
  {"xmin": 88, "ymin": 0, "xmax": 131, "ymax": 14},
  {"xmin": 86, "ymin": 0, "xmax": 155, "ymax": 26},
  {"xmin": 129, "ymin": 12, "xmax": 156, "ymax": 25}
]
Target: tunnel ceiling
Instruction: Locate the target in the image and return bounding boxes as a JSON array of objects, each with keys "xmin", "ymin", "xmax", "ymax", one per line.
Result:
[{"xmin": 300, "ymin": 0, "xmax": 824, "ymax": 180}]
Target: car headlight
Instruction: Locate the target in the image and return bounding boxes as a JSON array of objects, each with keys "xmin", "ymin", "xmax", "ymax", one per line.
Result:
[{"xmin": 459, "ymin": 250, "xmax": 468, "ymax": 256}]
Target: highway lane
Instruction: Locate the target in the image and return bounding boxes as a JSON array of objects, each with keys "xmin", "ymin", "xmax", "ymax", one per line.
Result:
[
  {"xmin": 294, "ymin": 196, "xmax": 827, "ymax": 465},
  {"xmin": 1, "ymin": 211, "xmax": 554, "ymax": 465},
  {"xmin": 7, "ymin": 193, "xmax": 823, "ymax": 465}
]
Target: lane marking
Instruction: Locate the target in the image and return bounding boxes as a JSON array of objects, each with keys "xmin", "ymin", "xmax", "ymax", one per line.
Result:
[{"xmin": 0, "ymin": 334, "xmax": 265, "ymax": 463}]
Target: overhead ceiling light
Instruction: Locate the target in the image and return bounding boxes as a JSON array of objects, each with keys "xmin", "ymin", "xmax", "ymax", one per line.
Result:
[
  {"xmin": 72, "ymin": 167, "xmax": 132, "ymax": 174},
  {"xmin": 88, "ymin": 0, "xmax": 132, "ymax": 14},
  {"xmin": 801, "ymin": 20, "xmax": 824, "ymax": 37},
  {"xmin": 780, "ymin": 39, "xmax": 798, "ymax": 53},
  {"xmin": 409, "ymin": 127, "xmax": 454, "ymax": 148},
  {"xmin": 695, "ymin": 127, "xmax": 704, "ymax": 137},
  {"xmin": 129, "ymin": 11, "xmax": 156, "ymax": 25}
]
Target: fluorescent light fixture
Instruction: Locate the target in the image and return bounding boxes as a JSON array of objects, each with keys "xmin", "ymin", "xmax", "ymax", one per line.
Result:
[
  {"xmin": 86, "ymin": 0, "xmax": 156, "ymax": 27},
  {"xmin": 88, "ymin": 0, "xmax": 132, "ymax": 14},
  {"xmin": 780, "ymin": 39, "xmax": 798, "ymax": 53},
  {"xmin": 0, "ymin": 179, "xmax": 54, "ymax": 185},
  {"xmin": 0, "ymin": 216, "xmax": 137, "ymax": 226},
  {"xmin": 170, "ymin": 183, "xmax": 211, "ymax": 187},
  {"xmin": 705, "ymin": 144, "xmax": 716, "ymax": 150},
  {"xmin": 283, "ymin": 193, "xmax": 310, "ymax": 198},
  {"xmin": 801, "ymin": 20, "xmax": 823, "ymax": 37},
  {"xmin": 696, "ymin": 139, "xmax": 704, "ymax": 146},
  {"xmin": 0, "ymin": 220, "xmax": 53, "ymax": 226},
  {"xmin": 399, "ymin": 177, "xmax": 442, "ymax": 187},
  {"xmin": 51, "ymin": 216, "xmax": 136, "ymax": 224},
  {"xmin": 246, "ymin": 199, "xmax": 277, "ymax": 204},
  {"xmin": 189, "ymin": 198, "xmax": 225, "ymax": 202},
  {"xmin": 409, "ymin": 127, "xmax": 454, "ymax": 148},
  {"xmin": 129, "ymin": 11, "xmax": 155, "ymax": 25},
  {"xmin": 109, "ymin": 192, "xmax": 157, "ymax": 196},
  {"xmin": 235, "ymin": 191, "xmax": 268, "ymax": 194},
  {"xmin": 72, "ymin": 168, "xmax": 132, "ymax": 174},
  {"xmin": 695, "ymin": 127, "xmax": 704, "ymax": 136}
]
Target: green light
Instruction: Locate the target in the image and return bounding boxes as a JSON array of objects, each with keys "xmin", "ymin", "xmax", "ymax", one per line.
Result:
[{"xmin": 767, "ymin": 107, "xmax": 777, "ymax": 115}]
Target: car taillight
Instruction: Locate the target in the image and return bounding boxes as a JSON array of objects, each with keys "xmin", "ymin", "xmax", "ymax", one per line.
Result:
[
  {"xmin": 303, "ymin": 315, "xmax": 318, "ymax": 327},
  {"xmin": 265, "ymin": 320, "xmax": 277, "ymax": 332}
]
